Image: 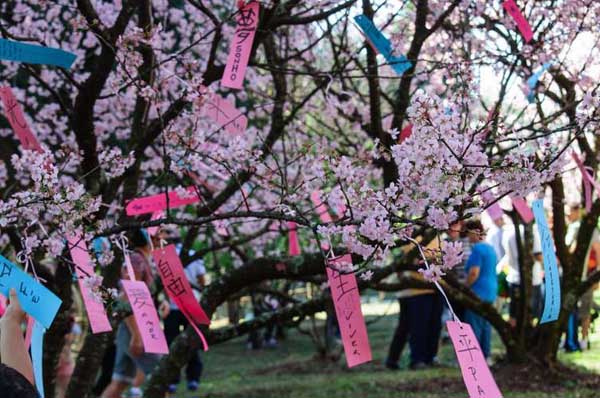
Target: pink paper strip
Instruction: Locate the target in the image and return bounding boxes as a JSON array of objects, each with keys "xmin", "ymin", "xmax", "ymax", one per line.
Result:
[
  {"xmin": 326, "ymin": 255, "xmax": 372, "ymax": 368},
  {"xmin": 24, "ymin": 315, "xmax": 34, "ymax": 350},
  {"xmin": 288, "ymin": 221, "xmax": 301, "ymax": 256},
  {"xmin": 572, "ymin": 152, "xmax": 600, "ymax": 212},
  {"xmin": 126, "ymin": 187, "xmax": 199, "ymax": 216},
  {"xmin": 310, "ymin": 191, "xmax": 333, "ymax": 223},
  {"xmin": 221, "ymin": 1, "xmax": 260, "ymax": 89},
  {"xmin": 0, "ymin": 86, "xmax": 43, "ymax": 152},
  {"xmin": 67, "ymin": 232, "xmax": 112, "ymax": 334},
  {"xmin": 147, "ymin": 211, "xmax": 164, "ymax": 237},
  {"xmin": 202, "ymin": 91, "xmax": 248, "ymax": 135},
  {"xmin": 511, "ymin": 196, "xmax": 534, "ymax": 223},
  {"xmin": 122, "ymin": 279, "xmax": 169, "ymax": 354},
  {"xmin": 399, "ymin": 124, "xmax": 412, "ymax": 143},
  {"xmin": 153, "ymin": 245, "xmax": 211, "ymax": 326},
  {"xmin": 481, "ymin": 191, "xmax": 504, "ymax": 221},
  {"xmin": 447, "ymin": 321, "xmax": 503, "ymax": 398},
  {"xmin": 503, "ymin": 0, "xmax": 533, "ymax": 43}
]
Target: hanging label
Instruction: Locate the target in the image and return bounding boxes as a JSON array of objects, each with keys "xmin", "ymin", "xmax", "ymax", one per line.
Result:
[
  {"xmin": 502, "ymin": 0, "xmax": 533, "ymax": 43},
  {"xmin": 67, "ymin": 232, "xmax": 112, "ymax": 333},
  {"xmin": 122, "ymin": 279, "xmax": 169, "ymax": 354},
  {"xmin": 288, "ymin": 221, "xmax": 301, "ymax": 256},
  {"xmin": 326, "ymin": 254, "xmax": 372, "ymax": 368},
  {"xmin": 125, "ymin": 187, "xmax": 199, "ymax": 216},
  {"xmin": 221, "ymin": 1, "xmax": 260, "ymax": 89},
  {"xmin": 31, "ymin": 320, "xmax": 46, "ymax": 398},
  {"xmin": 511, "ymin": 196, "xmax": 534, "ymax": 223},
  {"xmin": 0, "ymin": 86, "xmax": 43, "ymax": 152},
  {"xmin": 0, "ymin": 254, "xmax": 62, "ymax": 329},
  {"xmin": 0, "ymin": 38, "xmax": 76, "ymax": 68},
  {"xmin": 531, "ymin": 199, "xmax": 561, "ymax": 323},
  {"xmin": 202, "ymin": 91, "xmax": 248, "ymax": 134},
  {"xmin": 447, "ymin": 321, "xmax": 503, "ymax": 398}
]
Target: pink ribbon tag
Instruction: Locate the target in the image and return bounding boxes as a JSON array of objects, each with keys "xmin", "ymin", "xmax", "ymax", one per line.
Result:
[
  {"xmin": 288, "ymin": 221, "xmax": 301, "ymax": 256},
  {"xmin": 326, "ymin": 255, "xmax": 372, "ymax": 368},
  {"xmin": 571, "ymin": 152, "xmax": 600, "ymax": 212},
  {"xmin": 310, "ymin": 191, "xmax": 333, "ymax": 223},
  {"xmin": 153, "ymin": 245, "xmax": 210, "ymax": 350},
  {"xmin": 67, "ymin": 232, "xmax": 112, "ymax": 334},
  {"xmin": 511, "ymin": 196, "xmax": 534, "ymax": 223},
  {"xmin": 146, "ymin": 211, "xmax": 164, "ymax": 237},
  {"xmin": 122, "ymin": 279, "xmax": 169, "ymax": 354},
  {"xmin": 399, "ymin": 124, "xmax": 412, "ymax": 143},
  {"xmin": 24, "ymin": 315, "xmax": 35, "ymax": 350},
  {"xmin": 447, "ymin": 321, "xmax": 503, "ymax": 398},
  {"xmin": 0, "ymin": 86, "xmax": 43, "ymax": 152},
  {"xmin": 503, "ymin": 0, "xmax": 533, "ymax": 43},
  {"xmin": 221, "ymin": 1, "xmax": 260, "ymax": 89},
  {"xmin": 481, "ymin": 191, "xmax": 504, "ymax": 221},
  {"xmin": 126, "ymin": 187, "xmax": 199, "ymax": 216},
  {"xmin": 201, "ymin": 91, "xmax": 248, "ymax": 135}
]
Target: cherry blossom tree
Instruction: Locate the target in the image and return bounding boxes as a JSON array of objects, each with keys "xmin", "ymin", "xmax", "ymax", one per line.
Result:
[{"xmin": 0, "ymin": 0, "xmax": 599, "ymax": 397}]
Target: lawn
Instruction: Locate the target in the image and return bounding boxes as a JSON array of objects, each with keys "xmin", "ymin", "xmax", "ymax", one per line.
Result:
[{"xmin": 167, "ymin": 300, "xmax": 600, "ymax": 398}]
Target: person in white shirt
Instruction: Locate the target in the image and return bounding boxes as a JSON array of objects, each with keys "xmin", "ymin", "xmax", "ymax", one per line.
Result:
[{"xmin": 486, "ymin": 217, "xmax": 506, "ymax": 261}]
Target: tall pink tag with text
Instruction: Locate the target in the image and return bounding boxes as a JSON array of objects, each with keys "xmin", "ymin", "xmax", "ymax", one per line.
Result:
[
  {"xmin": 153, "ymin": 245, "xmax": 211, "ymax": 325},
  {"xmin": 202, "ymin": 91, "xmax": 247, "ymax": 134},
  {"xmin": 122, "ymin": 280, "xmax": 169, "ymax": 354},
  {"xmin": 0, "ymin": 86, "xmax": 43, "ymax": 152},
  {"xmin": 126, "ymin": 187, "xmax": 199, "ymax": 216},
  {"xmin": 511, "ymin": 196, "xmax": 534, "ymax": 223},
  {"xmin": 447, "ymin": 321, "xmax": 503, "ymax": 398},
  {"xmin": 310, "ymin": 191, "xmax": 333, "ymax": 223},
  {"xmin": 67, "ymin": 232, "xmax": 112, "ymax": 334},
  {"xmin": 221, "ymin": 1, "xmax": 259, "ymax": 89},
  {"xmin": 327, "ymin": 255, "xmax": 372, "ymax": 368},
  {"xmin": 503, "ymin": 0, "xmax": 533, "ymax": 43},
  {"xmin": 288, "ymin": 221, "xmax": 301, "ymax": 256}
]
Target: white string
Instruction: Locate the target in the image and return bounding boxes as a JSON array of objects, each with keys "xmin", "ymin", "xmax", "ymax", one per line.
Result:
[{"xmin": 407, "ymin": 237, "xmax": 461, "ymax": 323}]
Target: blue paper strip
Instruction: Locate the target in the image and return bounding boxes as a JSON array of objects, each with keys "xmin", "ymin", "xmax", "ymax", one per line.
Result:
[
  {"xmin": 526, "ymin": 62, "xmax": 552, "ymax": 103},
  {"xmin": 0, "ymin": 255, "xmax": 62, "ymax": 329},
  {"xmin": 31, "ymin": 320, "xmax": 45, "ymax": 398},
  {"xmin": 354, "ymin": 15, "xmax": 412, "ymax": 76},
  {"xmin": 532, "ymin": 199, "xmax": 561, "ymax": 323},
  {"xmin": 0, "ymin": 38, "xmax": 76, "ymax": 69}
]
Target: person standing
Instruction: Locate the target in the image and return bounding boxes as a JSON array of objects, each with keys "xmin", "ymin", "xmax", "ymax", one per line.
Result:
[
  {"xmin": 463, "ymin": 220, "xmax": 498, "ymax": 359},
  {"xmin": 101, "ymin": 230, "xmax": 161, "ymax": 398}
]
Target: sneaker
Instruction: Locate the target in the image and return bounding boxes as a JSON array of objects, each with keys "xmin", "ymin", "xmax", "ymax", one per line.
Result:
[
  {"xmin": 167, "ymin": 384, "xmax": 177, "ymax": 394},
  {"xmin": 384, "ymin": 361, "xmax": 399, "ymax": 370},
  {"xmin": 580, "ymin": 339, "xmax": 588, "ymax": 351},
  {"xmin": 265, "ymin": 338, "xmax": 278, "ymax": 348},
  {"xmin": 187, "ymin": 381, "xmax": 199, "ymax": 391}
]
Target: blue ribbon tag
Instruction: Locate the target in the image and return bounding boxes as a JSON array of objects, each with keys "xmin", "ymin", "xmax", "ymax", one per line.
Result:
[
  {"xmin": 532, "ymin": 199, "xmax": 561, "ymax": 323},
  {"xmin": 354, "ymin": 15, "xmax": 412, "ymax": 76},
  {"xmin": 0, "ymin": 38, "xmax": 76, "ymax": 69},
  {"xmin": 526, "ymin": 62, "xmax": 552, "ymax": 103},
  {"xmin": 0, "ymin": 255, "xmax": 62, "ymax": 329},
  {"xmin": 32, "ymin": 320, "xmax": 46, "ymax": 398}
]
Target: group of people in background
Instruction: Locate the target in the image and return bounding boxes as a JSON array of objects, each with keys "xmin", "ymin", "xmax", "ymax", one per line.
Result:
[{"xmin": 386, "ymin": 204, "xmax": 600, "ymax": 370}]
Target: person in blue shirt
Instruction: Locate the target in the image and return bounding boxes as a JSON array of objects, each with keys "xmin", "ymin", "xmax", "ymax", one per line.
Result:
[{"xmin": 463, "ymin": 219, "xmax": 498, "ymax": 359}]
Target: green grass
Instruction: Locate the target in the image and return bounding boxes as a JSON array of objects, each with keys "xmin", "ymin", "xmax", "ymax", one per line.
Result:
[{"xmin": 165, "ymin": 301, "xmax": 600, "ymax": 398}]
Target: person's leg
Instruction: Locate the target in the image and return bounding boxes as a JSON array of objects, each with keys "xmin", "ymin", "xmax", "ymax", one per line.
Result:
[
  {"xmin": 481, "ymin": 318, "xmax": 491, "ymax": 358},
  {"xmin": 407, "ymin": 295, "xmax": 431, "ymax": 367},
  {"xmin": 386, "ymin": 298, "xmax": 410, "ymax": 368},
  {"xmin": 102, "ymin": 324, "xmax": 136, "ymax": 398},
  {"xmin": 579, "ymin": 289, "xmax": 593, "ymax": 349},
  {"xmin": 164, "ymin": 309, "xmax": 183, "ymax": 388},
  {"xmin": 186, "ymin": 350, "xmax": 202, "ymax": 390},
  {"xmin": 426, "ymin": 293, "xmax": 444, "ymax": 363}
]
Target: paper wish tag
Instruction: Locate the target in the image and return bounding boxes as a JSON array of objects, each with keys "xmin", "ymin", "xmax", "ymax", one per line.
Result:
[
  {"xmin": 201, "ymin": 91, "xmax": 248, "ymax": 135},
  {"xmin": 122, "ymin": 280, "xmax": 169, "ymax": 354},
  {"xmin": 0, "ymin": 254, "xmax": 62, "ymax": 329},
  {"xmin": 447, "ymin": 321, "xmax": 503, "ymax": 398},
  {"xmin": 502, "ymin": 0, "xmax": 533, "ymax": 43},
  {"xmin": 531, "ymin": 199, "xmax": 561, "ymax": 323},
  {"xmin": 221, "ymin": 1, "xmax": 260, "ymax": 89},
  {"xmin": 67, "ymin": 231, "xmax": 112, "ymax": 334},
  {"xmin": 326, "ymin": 255, "xmax": 372, "ymax": 368},
  {"xmin": 31, "ymin": 320, "xmax": 46, "ymax": 398},
  {"xmin": 0, "ymin": 38, "xmax": 76, "ymax": 68},
  {"xmin": 0, "ymin": 86, "xmax": 43, "ymax": 152},
  {"xmin": 126, "ymin": 187, "xmax": 199, "ymax": 216}
]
